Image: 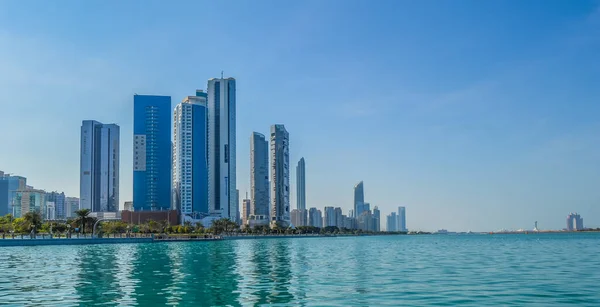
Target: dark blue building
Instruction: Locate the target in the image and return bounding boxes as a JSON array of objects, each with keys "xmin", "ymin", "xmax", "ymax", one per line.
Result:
[{"xmin": 133, "ymin": 95, "xmax": 172, "ymax": 211}]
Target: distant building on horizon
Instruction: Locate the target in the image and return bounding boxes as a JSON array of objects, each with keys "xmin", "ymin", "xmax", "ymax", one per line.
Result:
[
  {"xmin": 373, "ymin": 206, "xmax": 381, "ymax": 232},
  {"xmin": 46, "ymin": 191, "xmax": 66, "ymax": 219},
  {"xmin": 566, "ymin": 213, "xmax": 583, "ymax": 231},
  {"xmin": 308, "ymin": 207, "xmax": 322, "ymax": 228},
  {"xmin": 242, "ymin": 197, "xmax": 251, "ymax": 225},
  {"xmin": 80, "ymin": 120, "xmax": 120, "ymax": 213},
  {"xmin": 334, "ymin": 207, "xmax": 343, "ymax": 228},
  {"xmin": 13, "ymin": 189, "xmax": 46, "ymax": 218},
  {"xmin": 207, "ymin": 77, "xmax": 237, "ymax": 221},
  {"xmin": 387, "ymin": 212, "xmax": 397, "ymax": 231},
  {"xmin": 270, "ymin": 124, "xmax": 289, "ymax": 228},
  {"xmin": 323, "ymin": 206, "xmax": 335, "ymax": 227},
  {"xmin": 173, "ymin": 91, "xmax": 209, "ymax": 222},
  {"xmin": 134, "ymin": 95, "xmax": 171, "ymax": 212},
  {"xmin": 65, "ymin": 197, "xmax": 79, "ymax": 218},
  {"xmin": 0, "ymin": 172, "xmax": 27, "ymax": 216},
  {"xmin": 353, "ymin": 181, "xmax": 364, "ymax": 218},
  {"xmin": 250, "ymin": 132, "xmax": 269, "ymax": 218},
  {"xmin": 296, "ymin": 158, "xmax": 306, "ymax": 211},
  {"xmin": 398, "ymin": 206, "xmax": 407, "ymax": 232}
]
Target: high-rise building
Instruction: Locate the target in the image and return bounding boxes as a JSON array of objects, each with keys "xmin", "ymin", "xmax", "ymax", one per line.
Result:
[
  {"xmin": 397, "ymin": 206, "xmax": 407, "ymax": 232},
  {"xmin": 13, "ymin": 189, "xmax": 46, "ymax": 218},
  {"xmin": 134, "ymin": 95, "xmax": 172, "ymax": 211},
  {"xmin": 173, "ymin": 92, "xmax": 209, "ymax": 222},
  {"xmin": 308, "ymin": 207, "xmax": 322, "ymax": 228},
  {"xmin": 236, "ymin": 189, "xmax": 240, "ymax": 224},
  {"xmin": 80, "ymin": 120, "xmax": 120, "ymax": 213},
  {"xmin": 363, "ymin": 202, "xmax": 370, "ymax": 212},
  {"xmin": 0, "ymin": 180, "xmax": 7, "ymax": 216},
  {"xmin": 207, "ymin": 78, "xmax": 236, "ymax": 220},
  {"xmin": 323, "ymin": 206, "xmax": 336, "ymax": 227},
  {"xmin": 250, "ymin": 132, "xmax": 269, "ymax": 217},
  {"xmin": 296, "ymin": 158, "xmax": 306, "ymax": 211},
  {"xmin": 373, "ymin": 206, "xmax": 381, "ymax": 232},
  {"xmin": 334, "ymin": 207, "xmax": 343, "ymax": 228},
  {"xmin": 65, "ymin": 197, "xmax": 80, "ymax": 218},
  {"xmin": 46, "ymin": 202, "xmax": 56, "ymax": 220},
  {"xmin": 290, "ymin": 209, "xmax": 301, "ymax": 227},
  {"xmin": 358, "ymin": 210, "xmax": 374, "ymax": 231},
  {"xmin": 46, "ymin": 192, "xmax": 66, "ymax": 219},
  {"xmin": 387, "ymin": 212, "xmax": 397, "ymax": 231},
  {"xmin": 566, "ymin": 213, "xmax": 584, "ymax": 231},
  {"xmin": 0, "ymin": 172, "xmax": 26, "ymax": 216},
  {"xmin": 270, "ymin": 124, "xmax": 290, "ymax": 228},
  {"xmin": 242, "ymin": 197, "xmax": 251, "ymax": 225},
  {"xmin": 354, "ymin": 181, "xmax": 364, "ymax": 218}
]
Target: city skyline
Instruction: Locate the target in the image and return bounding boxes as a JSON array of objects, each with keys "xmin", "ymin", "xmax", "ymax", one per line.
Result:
[{"xmin": 1, "ymin": 1, "xmax": 599, "ymax": 231}]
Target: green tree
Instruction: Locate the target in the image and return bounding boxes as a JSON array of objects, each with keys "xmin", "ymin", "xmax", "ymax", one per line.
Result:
[
  {"xmin": 74, "ymin": 209, "xmax": 93, "ymax": 234},
  {"xmin": 23, "ymin": 212, "xmax": 43, "ymax": 234}
]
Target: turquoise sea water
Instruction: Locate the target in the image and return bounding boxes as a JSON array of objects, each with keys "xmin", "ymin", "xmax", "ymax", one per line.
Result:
[{"xmin": 0, "ymin": 233, "xmax": 599, "ymax": 306}]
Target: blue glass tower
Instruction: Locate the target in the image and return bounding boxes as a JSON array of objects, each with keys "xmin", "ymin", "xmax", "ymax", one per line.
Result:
[{"xmin": 133, "ymin": 95, "xmax": 172, "ymax": 211}]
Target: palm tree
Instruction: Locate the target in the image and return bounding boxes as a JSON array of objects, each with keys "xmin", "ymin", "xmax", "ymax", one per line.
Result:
[
  {"xmin": 23, "ymin": 212, "xmax": 42, "ymax": 235},
  {"xmin": 74, "ymin": 209, "xmax": 91, "ymax": 234}
]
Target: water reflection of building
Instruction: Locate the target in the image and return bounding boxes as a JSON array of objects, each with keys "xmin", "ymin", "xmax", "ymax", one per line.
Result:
[{"xmin": 566, "ymin": 213, "xmax": 584, "ymax": 231}]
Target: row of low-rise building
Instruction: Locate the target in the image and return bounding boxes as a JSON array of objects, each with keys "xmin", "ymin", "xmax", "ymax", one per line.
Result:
[{"xmin": 0, "ymin": 170, "xmax": 80, "ymax": 220}]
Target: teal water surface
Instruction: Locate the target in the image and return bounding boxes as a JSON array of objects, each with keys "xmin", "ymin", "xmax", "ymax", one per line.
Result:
[{"xmin": 0, "ymin": 233, "xmax": 599, "ymax": 306}]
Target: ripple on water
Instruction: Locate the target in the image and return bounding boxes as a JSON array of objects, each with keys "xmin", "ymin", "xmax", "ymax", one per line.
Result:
[{"xmin": 0, "ymin": 234, "xmax": 599, "ymax": 306}]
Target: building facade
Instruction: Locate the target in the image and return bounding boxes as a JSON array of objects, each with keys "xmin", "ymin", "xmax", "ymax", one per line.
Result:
[
  {"xmin": 173, "ymin": 91, "xmax": 209, "ymax": 222},
  {"xmin": 296, "ymin": 157, "xmax": 306, "ymax": 211},
  {"xmin": 46, "ymin": 192, "xmax": 66, "ymax": 219},
  {"xmin": 65, "ymin": 197, "xmax": 80, "ymax": 218},
  {"xmin": 323, "ymin": 206, "xmax": 336, "ymax": 227},
  {"xmin": 13, "ymin": 189, "xmax": 46, "ymax": 218},
  {"xmin": 354, "ymin": 181, "xmax": 364, "ymax": 218},
  {"xmin": 0, "ymin": 173, "xmax": 27, "ymax": 216},
  {"xmin": 397, "ymin": 206, "xmax": 407, "ymax": 232},
  {"xmin": 270, "ymin": 124, "xmax": 290, "ymax": 228},
  {"xmin": 566, "ymin": 213, "xmax": 583, "ymax": 231},
  {"xmin": 387, "ymin": 212, "xmax": 397, "ymax": 231},
  {"xmin": 373, "ymin": 206, "xmax": 381, "ymax": 232},
  {"xmin": 242, "ymin": 198, "xmax": 251, "ymax": 225},
  {"xmin": 334, "ymin": 207, "xmax": 343, "ymax": 228},
  {"xmin": 308, "ymin": 207, "xmax": 322, "ymax": 228},
  {"xmin": 80, "ymin": 120, "xmax": 120, "ymax": 213},
  {"xmin": 134, "ymin": 95, "xmax": 172, "ymax": 211},
  {"xmin": 207, "ymin": 78, "xmax": 236, "ymax": 220},
  {"xmin": 250, "ymin": 132, "xmax": 269, "ymax": 218}
]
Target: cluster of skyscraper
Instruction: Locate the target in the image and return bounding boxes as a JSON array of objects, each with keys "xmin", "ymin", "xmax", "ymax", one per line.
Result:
[
  {"xmin": 243, "ymin": 178, "xmax": 405, "ymax": 232},
  {"xmin": 0, "ymin": 170, "xmax": 79, "ymax": 220},
  {"xmin": 386, "ymin": 207, "xmax": 407, "ymax": 232},
  {"xmin": 80, "ymin": 77, "xmax": 240, "ymax": 225},
  {"xmin": 243, "ymin": 125, "xmax": 291, "ymax": 228}
]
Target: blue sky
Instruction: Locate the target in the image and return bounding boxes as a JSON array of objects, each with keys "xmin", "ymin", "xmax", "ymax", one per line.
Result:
[{"xmin": 0, "ymin": 0, "xmax": 599, "ymax": 231}]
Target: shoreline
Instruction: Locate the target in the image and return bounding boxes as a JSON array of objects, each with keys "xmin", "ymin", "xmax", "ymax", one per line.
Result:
[{"xmin": 0, "ymin": 231, "xmax": 597, "ymax": 247}]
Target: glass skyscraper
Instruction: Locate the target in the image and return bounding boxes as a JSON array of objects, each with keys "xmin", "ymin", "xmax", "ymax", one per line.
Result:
[
  {"xmin": 353, "ymin": 181, "xmax": 364, "ymax": 218},
  {"xmin": 270, "ymin": 124, "xmax": 289, "ymax": 227},
  {"xmin": 133, "ymin": 95, "xmax": 171, "ymax": 211},
  {"xmin": 296, "ymin": 157, "xmax": 306, "ymax": 211},
  {"xmin": 250, "ymin": 132, "xmax": 269, "ymax": 217},
  {"xmin": 173, "ymin": 91, "xmax": 209, "ymax": 221},
  {"xmin": 207, "ymin": 78, "xmax": 236, "ymax": 220},
  {"xmin": 80, "ymin": 120, "xmax": 120, "ymax": 212}
]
